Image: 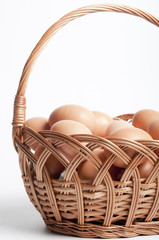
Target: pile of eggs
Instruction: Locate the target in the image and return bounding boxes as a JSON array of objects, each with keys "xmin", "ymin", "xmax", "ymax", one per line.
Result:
[{"xmin": 25, "ymin": 106, "xmax": 159, "ymax": 181}]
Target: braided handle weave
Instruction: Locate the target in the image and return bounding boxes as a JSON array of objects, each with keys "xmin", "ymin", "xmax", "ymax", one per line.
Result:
[{"xmin": 12, "ymin": 4, "xmax": 159, "ymax": 131}]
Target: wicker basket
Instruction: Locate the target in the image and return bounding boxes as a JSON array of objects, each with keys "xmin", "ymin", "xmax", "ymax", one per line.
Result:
[{"xmin": 12, "ymin": 4, "xmax": 159, "ymax": 238}]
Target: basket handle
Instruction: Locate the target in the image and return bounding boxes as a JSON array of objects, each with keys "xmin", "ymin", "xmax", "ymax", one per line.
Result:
[{"xmin": 12, "ymin": 4, "xmax": 159, "ymax": 132}]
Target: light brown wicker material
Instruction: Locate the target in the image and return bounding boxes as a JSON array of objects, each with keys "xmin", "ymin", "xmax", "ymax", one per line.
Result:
[{"xmin": 12, "ymin": 4, "xmax": 159, "ymax": 238}]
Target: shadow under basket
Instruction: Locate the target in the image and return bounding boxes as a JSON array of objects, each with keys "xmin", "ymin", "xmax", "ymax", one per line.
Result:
[{"xmin": 12, "ymin": 4, "xmax": 159, "ymax": 239}]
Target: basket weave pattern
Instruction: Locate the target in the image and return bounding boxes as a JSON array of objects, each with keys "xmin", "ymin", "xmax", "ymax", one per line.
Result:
[
  {"xmin": 15, "ymin": 114, "xmax": 159, "ymax": 238},
  {"xmin": 12, "ymin": 4, "xmax": 159, "ymax": 238}
]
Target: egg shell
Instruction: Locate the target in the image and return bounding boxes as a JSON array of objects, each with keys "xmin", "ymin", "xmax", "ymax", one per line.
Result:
[
  {"xmin": 93, "ymin": 148, "xmax": 107, "ymax": 162},
  {"xmin": 132, "ymin": 109, "xmax": 159, "ymax": 131},
  {"xmin": 147, "ymin": 119, "xmax": 159, "ymax": 156},
  {"xmin": 78, "ymin": 160, "xmax": 97, "ymax": 180},
  {"xmin": 78, "ymin": 148, "xmax": 107, "ymax": 180},
  {"xmin": 35, "ymin": 145, "xmax": 65, "ymax": 179},
  {"xmin": 105, "ymin": 119, "xmax": 133, "ymax": 137},
  {"xmin": 138, "ymin": 160, "xmax": 154, "ymax": 178},
  {"xmin": 147, "ymin": 119, "xmax": 159, "ymax": 140},
  {"xmin": 49, "ymin": 104, "xmax": 96, "ymax": 132},
  {"xmin": 92, "ymin": 111, "xmax": 113, "ymax": 137},
  {"xmin": 50, "ymin": 120, "xmax": 92, "ymax": 161},
  {"xmin": 25, "ymin": 117, "xmax": 50, "ymax": 150},
  {"xmin": 108, "ymin": 127, "xmax": 152, "ymax": 168},
  {"xmin": 50, "ymin": 119, "xmax": 92, "ymax": 136}
]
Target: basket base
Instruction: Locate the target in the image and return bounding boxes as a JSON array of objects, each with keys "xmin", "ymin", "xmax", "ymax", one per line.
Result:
[{"xmin": 44, "ymin": 218, "xmax": 159, "ymax": 238}]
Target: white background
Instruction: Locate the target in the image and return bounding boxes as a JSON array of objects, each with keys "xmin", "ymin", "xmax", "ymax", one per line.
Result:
[{"xmin": 0, "ymin": 0, "xmax": 159, "ymax": 239}]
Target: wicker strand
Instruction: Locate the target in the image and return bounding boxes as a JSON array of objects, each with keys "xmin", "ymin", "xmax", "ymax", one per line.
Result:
[
  {"xmin": 24, "ymin": 154, "xmax": 47, "ymax": 219},
  {"xmin": 145, "ymin": 176, "xmax": 159, "ymax": 221},
  {"xmin": 43, "ymin": 169, "xmax": 62, "ymax": 222},
  {"xmin": 44, "ymin": 218, "xmax": 159, "ymax": 238},
  {"xmin": 12, "ymin": 95, "xmax": 26, "ymax": 127},
  {"xmin": 125, "ymin": 170, "xmax": 140, "ymax": 227}
]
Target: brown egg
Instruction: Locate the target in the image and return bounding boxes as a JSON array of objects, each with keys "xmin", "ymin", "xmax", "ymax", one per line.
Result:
[
  {"xmin": 109, "ymin": 165, "xmax": 124, "ymax": 181},
  {"xmin": 35, "ymin": 145, "xmax": 65, "ymax": 179},
  {"xmin": 147, "ymin": 119, "xmax": 159, "ymax": 156},
  {"xmin": 50, "ymin": 120, "xmax": 92, "ymax": 161},
  {"xmin": 132, "ymin": 109, "xmax": 159, "ymax": 131},
  {"xmin": 92, "ymin": 111, "xmax": 113, "ymax": 137},
  {"xmin": 93, "ymin": 148, "xmax": 107, "ymax": 163},
  {"xmin": 49, "ymin": 104, "xmax": 96, "ymax": 132},
  {"xmin": 78, "ymin": 160, "xmax": 97, "ymax": 180},
  {"xmin": 138, "ymin": 160, "xmax": 154, "ymax": 178},
  {"xmin": 25, "ymin": 117, "xmax": 50, "ymax": 150},
  {"xmin": 105, "ymin": 119, "xmax": 133, "ymax": 137},
  {"xmin": 78, "ymin": 148, "xmax": 107, "ymax": 180},
  {"xmin": 147, "ymin": 119, "xmax": 159, "ymax": 140},
  {"xmin": 108, "ymin": 127, "xmax": 153, "ymax": 168}
]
